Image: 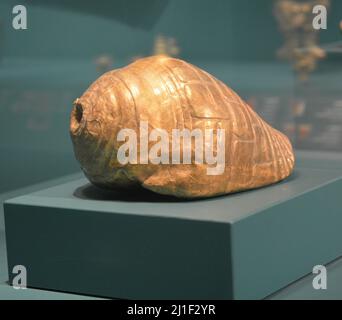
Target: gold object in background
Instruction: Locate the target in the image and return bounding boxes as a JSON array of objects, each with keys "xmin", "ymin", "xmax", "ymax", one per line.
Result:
[
  {"xmin": 70, "ymin": 56, "xmax": 295, "ymax": 198},
  {"xmin": 274, "ymin": 0, "xmax": 330, "ymax": 81},
  {"xmin": 153, "ymin": 34, "xmax": 180, "ymax": 57},
  {"xmin": 298, "ymin": 123, "xmax": 313, "ymax": 140},
  {"xmin": 94, "ymin": 54, "xmax": 114, "ymax": 74},
  {"xmin": 130, "ymin": 35, "xmax": 180, "ymax": 63}
]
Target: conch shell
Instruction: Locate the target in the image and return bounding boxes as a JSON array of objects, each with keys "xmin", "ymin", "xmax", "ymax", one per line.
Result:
[{"xmin": 70, "ymin": 55, "xmax": 295, "ymax": 198}]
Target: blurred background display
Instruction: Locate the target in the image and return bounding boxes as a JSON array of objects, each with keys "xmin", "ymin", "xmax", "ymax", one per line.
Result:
[{"xmin": 0, "ymin": 0, "xmax": 341, "ymax": 194}]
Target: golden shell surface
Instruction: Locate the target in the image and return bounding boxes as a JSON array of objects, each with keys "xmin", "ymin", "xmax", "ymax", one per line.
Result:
[{"xmin": 70, "ymin": 55, "xmax": 295, "ymax": 198}]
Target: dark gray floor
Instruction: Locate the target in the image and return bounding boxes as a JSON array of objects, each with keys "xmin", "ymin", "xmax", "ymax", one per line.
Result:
[{"xmin": 267, "ymin": 257, "xmax": 342, "ymax": 300}]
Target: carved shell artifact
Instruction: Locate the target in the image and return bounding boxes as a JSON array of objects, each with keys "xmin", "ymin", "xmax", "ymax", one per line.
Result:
[{"xmin": 70, "ymin": 55, "xmax": 295, "ymax": 198}]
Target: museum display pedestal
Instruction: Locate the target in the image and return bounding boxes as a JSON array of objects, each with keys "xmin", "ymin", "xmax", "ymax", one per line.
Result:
[{"xmin": 3, "ymin": 154, "xmax": 342, "ymax": 300}]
